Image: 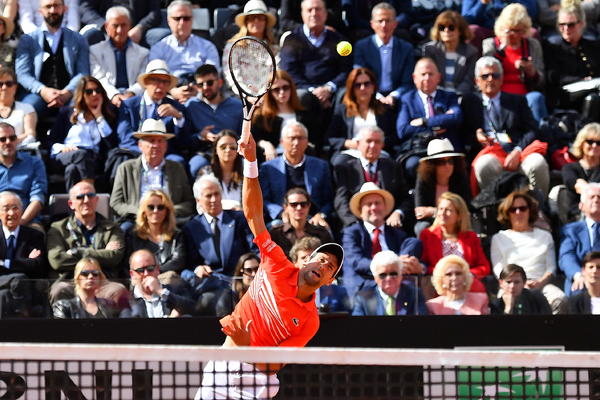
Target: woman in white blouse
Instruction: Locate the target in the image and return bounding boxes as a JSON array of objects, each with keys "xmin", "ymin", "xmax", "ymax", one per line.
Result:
[
  {"xmin": 0, "ymin": 67, "xmax": 36, "ymax": 144},
  {"xmin": 50, "ymin": 76, "xmax": 116, "ymax": 190},
  {"xmin": 197, "ymin": 130, "xmax": 243, "ymax": 210},
  {"xmin": 326, "ymin": 67, "xmax": 395, "ymax": 162},
  {"xmin": 491, "ymin": 190, "xmax": 566, "ymax": 313}
]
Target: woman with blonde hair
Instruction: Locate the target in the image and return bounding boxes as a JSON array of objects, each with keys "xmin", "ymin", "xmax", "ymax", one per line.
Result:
[
  {"xmin": 125, "ymin": 189, "xmax": 186, "ymax": 273},
  {"xmin": 482, "ymin": 3, "xmax": 548, "ymax": 122},
  {"xmin": 559, "ymin": 123, "xmax": 600, "ymax": 222},
  {"xmin": 422, "ymin": 10, "xmax": 477, "ymax": 95},
  {"xmin": 420, "ymin": 192, "xmax": 490, "ymax": 292},
  {"xmin": 426, "ymin": 255, "xmax": 489, "ymax": 315},
  {"xmin": 52, "ymin": 257, "xmax": 117, "ymax": 318}
]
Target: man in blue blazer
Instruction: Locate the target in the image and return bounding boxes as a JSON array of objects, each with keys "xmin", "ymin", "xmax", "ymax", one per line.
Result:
[
  {"xmin": 396, "ymin": 57, "xmax": 462, "ymax": 182},
  {"xmin": 16, "ymin": 0, "xmax": 89, "ymax": 117},
  {"xmin": 342, "ymin": 183, "xmax": 422, "ymax": 298},
  {"xmin": 353, "ymin": 2, "xmax": 415, "ymax": 106},
  {"xmin": 259, "ymin": 121, "xmax": 334, "ymax": 225},
  {"xmin": 352, "ymin": 251, "xmax": 427, "ymax": 316},
  {"xmin": 559, "ymin": 183, "xmax": 600, "ymax": 295},
  {"xmin": 182, "ymin": 175, "xmax": 257, "ymax": 280},
  {"xmin": 116, "ymin": 59, "xmax": 190, "ymax": 162}
]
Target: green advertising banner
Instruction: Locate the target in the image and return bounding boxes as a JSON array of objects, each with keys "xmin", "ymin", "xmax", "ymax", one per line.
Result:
[{"xmin": 457, "ymin": 367, "xmax": 564, "ymax": 399}]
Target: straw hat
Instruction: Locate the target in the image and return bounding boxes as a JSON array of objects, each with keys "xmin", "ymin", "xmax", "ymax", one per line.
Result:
[
  {"xmin": 137, "ymin": 59, "xmax": 179, "ymax": 90},
  {"xmin": 0, "ymin": 16, "xmax": 14, "ymax": 40},
  {"xmin": 349, "ymin": 182, "xmax": 395, "ymax": 219},
  {"xmin": 419, "ymin": 138, "xmax": 465, "ymax": 162},
  {"xmin": 234, "ymin": 0, "xmax": 276, "ymax": 29},
  {"xmin": 133, "ymin": 119, "xmax": 175, "ymax": 140}
]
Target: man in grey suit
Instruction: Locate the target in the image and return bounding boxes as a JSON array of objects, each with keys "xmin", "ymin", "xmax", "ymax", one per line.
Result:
[
  {"xmin": 15, "ymin": 0, "xmax": 89, "ymax": 117},
  {"xmin": 89, "ymin": 6, "xmax": 149, "ymax": 107},
  {"xmin": 110, "ymin": 119, "xmax": 195, "ymax": 230}
]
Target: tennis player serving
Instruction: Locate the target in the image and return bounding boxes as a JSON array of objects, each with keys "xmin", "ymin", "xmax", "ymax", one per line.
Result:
[{"xmin": 196, "ymin": 120, "xmax": 344, "ymax": 400}]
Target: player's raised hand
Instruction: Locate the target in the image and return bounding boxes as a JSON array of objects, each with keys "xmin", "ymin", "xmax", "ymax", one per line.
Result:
[{"xmin": 238, "ymin": 121, "xmax": 257, "ymax": 162}]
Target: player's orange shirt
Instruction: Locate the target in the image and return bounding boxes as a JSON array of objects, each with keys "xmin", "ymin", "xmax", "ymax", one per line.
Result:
[{"xmin": 220, "ymin": 230, "xmax": 319, "ymax": 347}]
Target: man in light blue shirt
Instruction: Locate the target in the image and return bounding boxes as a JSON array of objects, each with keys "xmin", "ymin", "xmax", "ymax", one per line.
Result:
[{"xmin": 149, "ymin": 0, "xmax": 219, "ymax": 104}]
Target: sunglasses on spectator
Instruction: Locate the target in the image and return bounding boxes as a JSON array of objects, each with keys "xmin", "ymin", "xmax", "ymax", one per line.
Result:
[
  {"xmin": 218, "ymin": 144, "xmax": 238, "ymax": 151},
  {"xmin": 433, "ymin": 157, "xmax": 454, "ymax": 166},
  {"xmin": 75, "ymin": 192, "xmax": 97, "ymax": 200},
  {"xmin": 195, "ymin": 80, "xmax": 215, "ymax": 88},
  {"xmin": 147, "ymin": 204, "xmax": 166, "ymax": 212},
  {"xmin": 0, "ymin": 80, "xmax": 16, "ymax": 88},
  {"xmin": 288, "ymin": 201, "xmax": 309, "ymax": 209},
  {"xmin": 80, "ymin": 270, "xmax": 100, "ymax": 277},
  {"xmin": 509, "ymin": 205, "xmax": 529, "ymax": 213},
  {"xmin": 378, "ymin": 272, "xmax": 399, "ymax": 279},
  {"xmin": 479, "ymin": 72, "xmax": 501, "ymax": 80},
  {"xmin": 133, "ymin": 265, "xmax": 157, "ymax": 274},
  {"xmin": 504, "ymin": 28, "xmax": 524, "ymax": 34},
  {"xmin": 558, "ymin": 21, "xmax": 579, "ymax": 29},
  {"xmin": 171, "ymin": 15, "xmax": 192, "ymax": 22},
  {"xmin": 242, "ymin": 266, "xmax": 259, "ymax": 276},
  {"xmin": 585, "ymin": 139, "xmax": 600, "ymax": 146},
  {"xmin": 271, "ymin": 85, "xmax": 290, "ymax": 93},
  {"xmin": 353, "ymin": 81, "xmax": 373, "ymax": 89},
  {"xmin": 438, "ymin": 24, "xmax": 455, "ymax": 32},
  {"xmin": 0, "ymin": 135, "xmax": 17, "ymax": 143},
  {"xmin": 147, "ymin": 77, "xmax": 172, "ymax": 85},
  {"xmin": 84, "ymin": 88, "xmax": 100, "ymax": 95}
]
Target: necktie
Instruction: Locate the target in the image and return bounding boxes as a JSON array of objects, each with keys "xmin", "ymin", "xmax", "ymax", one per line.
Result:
[
  {"xmin": 151, "ymin": 103, "xmax": 159, "ymax": 120},
  {"xmin": 6, "ymin": 235, "xmax": 15, "ymax": 263},
  {"xmin": 593, "ymin": 223, "xmax": 600, "ymax": 249},
  {"xmin": 366, "ymin": 162, "xmax": 376, "ymax": 183},
  {"xmin": 488, "ymin": 100, "xmax": 500, "ymax": 129},
  {"xmin": 212, "ymin": 217, "xmax": 222, "ymax": 266},
  {"xmin": 427, "ymin": 95, "xmax": 435, "ymax": 118},
  {"xmin": 385, "ymin": 295, "xmax": 395, "ymax": 316},
  {"xmin": 371, "ymin": 228, "xmax": 382, "ymax": 257}
]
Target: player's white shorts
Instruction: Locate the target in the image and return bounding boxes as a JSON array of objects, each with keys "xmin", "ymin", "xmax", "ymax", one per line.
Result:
[{"xmin": 195, "ymin": 360, "xmax": 280, "ymax": 399}]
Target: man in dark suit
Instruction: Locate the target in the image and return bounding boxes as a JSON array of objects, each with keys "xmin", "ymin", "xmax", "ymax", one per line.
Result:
[
  {"xmin": 16, "ymin": 0, "xmax": 89, "ymax": 118},
  {"xmin": 259, "ymin": 121, "xmax": 334, "ymax": 226},
  {"xmin": 396, "ymin": 57, "xmax": 462, "ymax": 183},
  {"xmin": 463, "ymin": 56, "xmax": 549, "ymax": 195},
  {"xmin": 79, "ymin": 0, "xmax": 162, "ymax": 46},
  {"xmin": 110, "ymin": 119, "xmax": 195, "ymax": 229},
  {"xmin": 560, "ymin": 183, "xmax": 600, "ymax": 295},
  {"xmin": 352, "ymin": 250, "xmax": 426, "ymax": 316},
  {"xmin": 333, "ymin": 125, "xmax": 412, "ymax": 228},
  {"xmin": 353, "ymin": 2, "xmax": 414, "ymax": 106},
  {"xmin": 342, "ymin": 183, "xmax": 422, "ymax": 298},
  {"xmin": 115, "ymin": 59, "xmax": 190, "ymax": 163},
  {"xmin": 182, "ymin": 175, "xmax": 257, "ymax": 280},
  {"xmin": 121, "ymin": 249, "xmax": 195, "ymax": 318},
  {"xmin": 0, "ymin": 191, "xmax": 45, "ymax": 317},
  {"xmin": 279, "ymin": 0, "xmax": 352, "ymax": 110}
]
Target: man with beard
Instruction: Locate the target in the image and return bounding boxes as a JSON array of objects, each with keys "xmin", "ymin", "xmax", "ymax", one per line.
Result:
[
  {"xmin": 185, "ymin": 64, "xmax": 243, "ymax": 178},
  {"xmin": 15, "ymin": 0, "xmax": 89, "ymax": 118}
]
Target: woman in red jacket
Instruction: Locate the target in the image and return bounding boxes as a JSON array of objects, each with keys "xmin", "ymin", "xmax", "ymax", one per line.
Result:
[{"xmin": 420, "ymin": 191, "xmax": 490, "ymax": 293}]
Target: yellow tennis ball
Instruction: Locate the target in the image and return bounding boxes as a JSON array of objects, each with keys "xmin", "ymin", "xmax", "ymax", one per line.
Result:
[{"xmin": 337, "ymin": 41, "xmax": 352, "ymax": 57}]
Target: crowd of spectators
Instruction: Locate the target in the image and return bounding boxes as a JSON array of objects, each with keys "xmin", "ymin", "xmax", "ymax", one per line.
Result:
[{"xmin": 0, "ymin": 0, "xmax": 600, "ymax": 319}]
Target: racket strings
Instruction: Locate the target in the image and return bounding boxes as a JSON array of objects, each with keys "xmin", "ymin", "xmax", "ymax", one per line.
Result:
[{"xmin": 230, "ymin": 38, "xmax": 274, "ymax": 97}]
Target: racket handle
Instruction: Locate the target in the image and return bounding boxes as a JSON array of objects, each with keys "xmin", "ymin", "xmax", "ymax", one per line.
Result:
[{"xmin": 240, "ymin": 119, "xmax": 251, "ymax": 144}]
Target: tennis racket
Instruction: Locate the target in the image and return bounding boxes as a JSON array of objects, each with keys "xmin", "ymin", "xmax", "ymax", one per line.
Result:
[{"xmin": 228, "ymin": 36, "xmax": 276, "ymax": 144}]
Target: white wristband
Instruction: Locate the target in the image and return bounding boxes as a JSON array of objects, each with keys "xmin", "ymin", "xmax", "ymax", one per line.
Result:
[{"xmin": 243, "ymin": 159, "xmax": 258, "ymax": 178}]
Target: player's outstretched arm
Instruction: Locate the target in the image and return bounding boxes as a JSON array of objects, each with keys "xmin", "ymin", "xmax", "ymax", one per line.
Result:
[{"xmin": 239, "ymin": 120, "xmax": 267, "ymax": 238}]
